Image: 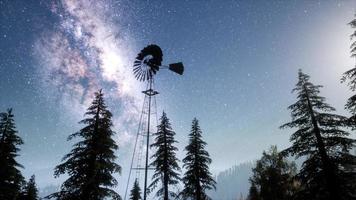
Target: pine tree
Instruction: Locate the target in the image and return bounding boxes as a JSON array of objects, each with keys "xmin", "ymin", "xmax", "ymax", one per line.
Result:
[
  {"xmin": 248, "ymin": 146, "xmax": 297, "ymax": 200},
  {"xmin": 49, "ymin": 90, "xmax": 122, "ymax": 200},
  {"xmin": 281, "ymin": 70, "xmax": 356, "ymax": 200},
  {"xmin": 181, "ymin": 118, "xmax": 216, "ymax": 200},
  {"xmin": 339, "ymin": 13, "xmax": 356, "ymax": 198},
  {"xmin": 129, "ymin": 179, "xmax": 142, "ymax": 200},
  {"xmin": 247, "ymin": 183, "xmax": 259, "ymax": 200},
  {"xmin": 149, "ymin": 112, "xmax": 181, "ymax": 199},
  {"xmin": 20, "ymin": 175, "xmax": 39, "ymax": 200},
  {"xmin": 342, "ymin": 14, "xmax": 356, "ymax": 122},
  {"xmin": 0, "ymin": 108, "xmax": 25, "ymax": 200}
]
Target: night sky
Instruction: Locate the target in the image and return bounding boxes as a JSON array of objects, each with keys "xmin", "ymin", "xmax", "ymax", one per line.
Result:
[{"xmin": 1, "ymin": 0, "xmax": 356, "ymax": 196}]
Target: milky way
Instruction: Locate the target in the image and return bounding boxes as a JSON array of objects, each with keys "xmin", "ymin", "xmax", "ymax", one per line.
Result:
[{"xmin": 34, "ymin": 0, "xmax": 143, "ymax": 146}]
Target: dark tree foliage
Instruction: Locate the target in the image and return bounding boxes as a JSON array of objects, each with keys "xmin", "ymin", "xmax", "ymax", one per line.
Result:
[
  {"xmin": 181, "ymin": 118, "xmax": 216, "ymax": 200},
  {"xmin": 248, "ymin": 146, "xmax": 297, "ymax": 200},
  {"xmin": 247, "ymin": 183, "xmax": 260, "ymax": 200},
  {"xmin": 281, "ymin": 70, "xmax": 356, "ymax": 200},
  {"xmin": 49, "ymin": 90, "xmax": 122, "ymax": 200},
  {"xmin": 342, "ymin": 14, "xmax": 356, "ymax": 122},
  {"xmin": 0, "ymin": 108, "xmax": 25, "ymax": 200},
  {"xmin": 129, "ymin": 179, "xmax": 142, "ymax": 200},
  {"xmin": 149, "ymin": 112, "xmax": 181, "ymax": 199},
  {"xmin": 20, "ymin": 175, "xmax": 39, "ymax": 200}
]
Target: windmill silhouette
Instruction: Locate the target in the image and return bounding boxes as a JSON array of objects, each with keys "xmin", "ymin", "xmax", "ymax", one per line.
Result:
[{"xmin": 124, "ymin": 44, "xmax": 184, "ymax": 200}]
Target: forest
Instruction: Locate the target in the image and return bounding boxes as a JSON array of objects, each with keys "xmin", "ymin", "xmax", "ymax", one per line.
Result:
[{"xmin": 1, "ymin": 5, "xmax": 356, "ymax": 200}]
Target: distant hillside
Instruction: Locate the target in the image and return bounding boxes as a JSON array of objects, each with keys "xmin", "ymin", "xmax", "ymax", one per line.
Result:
[{"xmin": 208, "ymin": 162, "xmax": 254, "ymax": 200}]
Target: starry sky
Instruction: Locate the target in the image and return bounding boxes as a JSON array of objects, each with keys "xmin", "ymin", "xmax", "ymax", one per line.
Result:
[{"xmin": 1, "ymin": 0, "xmax": 356, "ymax": 196}]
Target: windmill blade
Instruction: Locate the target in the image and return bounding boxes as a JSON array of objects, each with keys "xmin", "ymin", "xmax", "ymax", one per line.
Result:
[{"xmin": 132, "ymin": 44, "xmax": 163, "ymax": 82}]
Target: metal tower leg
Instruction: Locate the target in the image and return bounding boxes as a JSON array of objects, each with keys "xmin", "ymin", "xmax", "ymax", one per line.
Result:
[
  {"xmin": 143, "ymin": 79, "xmax": 152, "ymax": 200},
  {"xmin": 124, "ymin": 79, "xmax": 158, "ymax": 200}
]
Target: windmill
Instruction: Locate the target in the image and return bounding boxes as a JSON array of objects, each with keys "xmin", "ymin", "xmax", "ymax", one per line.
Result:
[{"xmin": 124, "ymin": 44, "xmax": 184, "ymax": 200}]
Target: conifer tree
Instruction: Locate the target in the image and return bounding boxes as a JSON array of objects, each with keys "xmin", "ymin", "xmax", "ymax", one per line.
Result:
[
  {"xmin": 0, "ymin": 108, "xmax": 25, "ymax": 200},
  {"xmin": 342, "ymin": 14, "xmax": 356, "ymax": 123},
  {"xmin": 20, "ymin": 175, "xmax": 39, "ymax": 200},
  {"xmin": 149, "ymin": 112, "xmax": 181, "ymax": 200},
  {"xmin": 247, "ymin": 184, "xmax": 259, "ymax": 200},
  {"xmin": 129, "ymin": 179, "xmax": 142, "ymax": 200},
  {"xmin": 181, "ymin": 118, "xmax": 216, "ymax": 200},
  {"xmin": 248, "ymin": 146, "xmax": 297, "ymax": 200},
  {"xmin": 49, "ymin": 90, "xmax": 122, "ymax": 200},
  {"xmin": 281, "ymin": 70, "xmax": 356, "ymax": 200}
]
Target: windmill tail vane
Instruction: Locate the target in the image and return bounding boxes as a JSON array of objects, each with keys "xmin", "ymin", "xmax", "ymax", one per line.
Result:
[{"xmin": 168, "ymin": 62, "xmax": 184, "ymax": 75}]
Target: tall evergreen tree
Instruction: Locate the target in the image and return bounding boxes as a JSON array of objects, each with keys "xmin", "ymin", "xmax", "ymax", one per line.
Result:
[
  {"xmin": 49, "ymin": 90, "xmax": 122, "ymax": 200},
  {"xmin": 342, "ymin": 14, "xmax": 356, "ymax": 122},
  {"xmin": 281, "ymin": 70, "xmax": 356, "ymax": 200},
  {"xmin": 149, "ymin": 112, "xmax": 181, "ymax": 200},
  {"xmin": 129, "ymin": 179, "xmax": 142, "ymax": 200},
  {"xmin": 0, "ymin": 108, "xmax": 25, "ymax": 200},
  {"xmin": 247, "ymin": 183, "xmax": 260, "ymax": 200},
  {"xmin": 248, "ymin": 146, "xmax": 297, "ymax": 200},
  {"xmin": 20, "ymin": 175, "xmax": 39, "ymax": 200},
  {"xmin": 339, "ymin": 13, "xmax": 356, "ymax": 198},
  {"xmin": 181, "ymin": 118, "xmax": 216, "ymax": 200}
]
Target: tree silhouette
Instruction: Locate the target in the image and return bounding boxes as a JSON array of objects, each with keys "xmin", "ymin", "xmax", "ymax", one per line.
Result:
[
  {"xmin": 342, "ymin": 14, "xmax": 356, "ymax": 123},
  {"xmin": 129, "ymin": 179, "xmax": 142, "ymax": 200},
  {"xmin": 181, "ymin": 118, "xmax": 216, "ymax": 200},
  {"xmin": 20, "ymin": 175, "xmax": 39, "ymax": 200},
  {"xmin": 247, "ymin": 183, "xmax": 260, "ymax": 200},
  {"xmin": 48, "ymin": 90, "xmax": 122, "ymax": 200},
  {"xmin": 149, "ymin": 112, "xmax": 181, "ymax": 200},
  {"xmin": 0, "ymin": 108, "xmax": 25, "ymax": 200},
  {"xmin": 281, "ymin": 70, "xmax": 356, "ymax": 200},
  {"xmin": 248, "ymin": 146, "xmax": 297, "ymax": 200}
]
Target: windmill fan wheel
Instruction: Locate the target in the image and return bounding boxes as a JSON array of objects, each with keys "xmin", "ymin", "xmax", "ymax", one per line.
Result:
[{"xmin": 133, "ymin": 44, "xmax": 163, "ymax": 81}]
